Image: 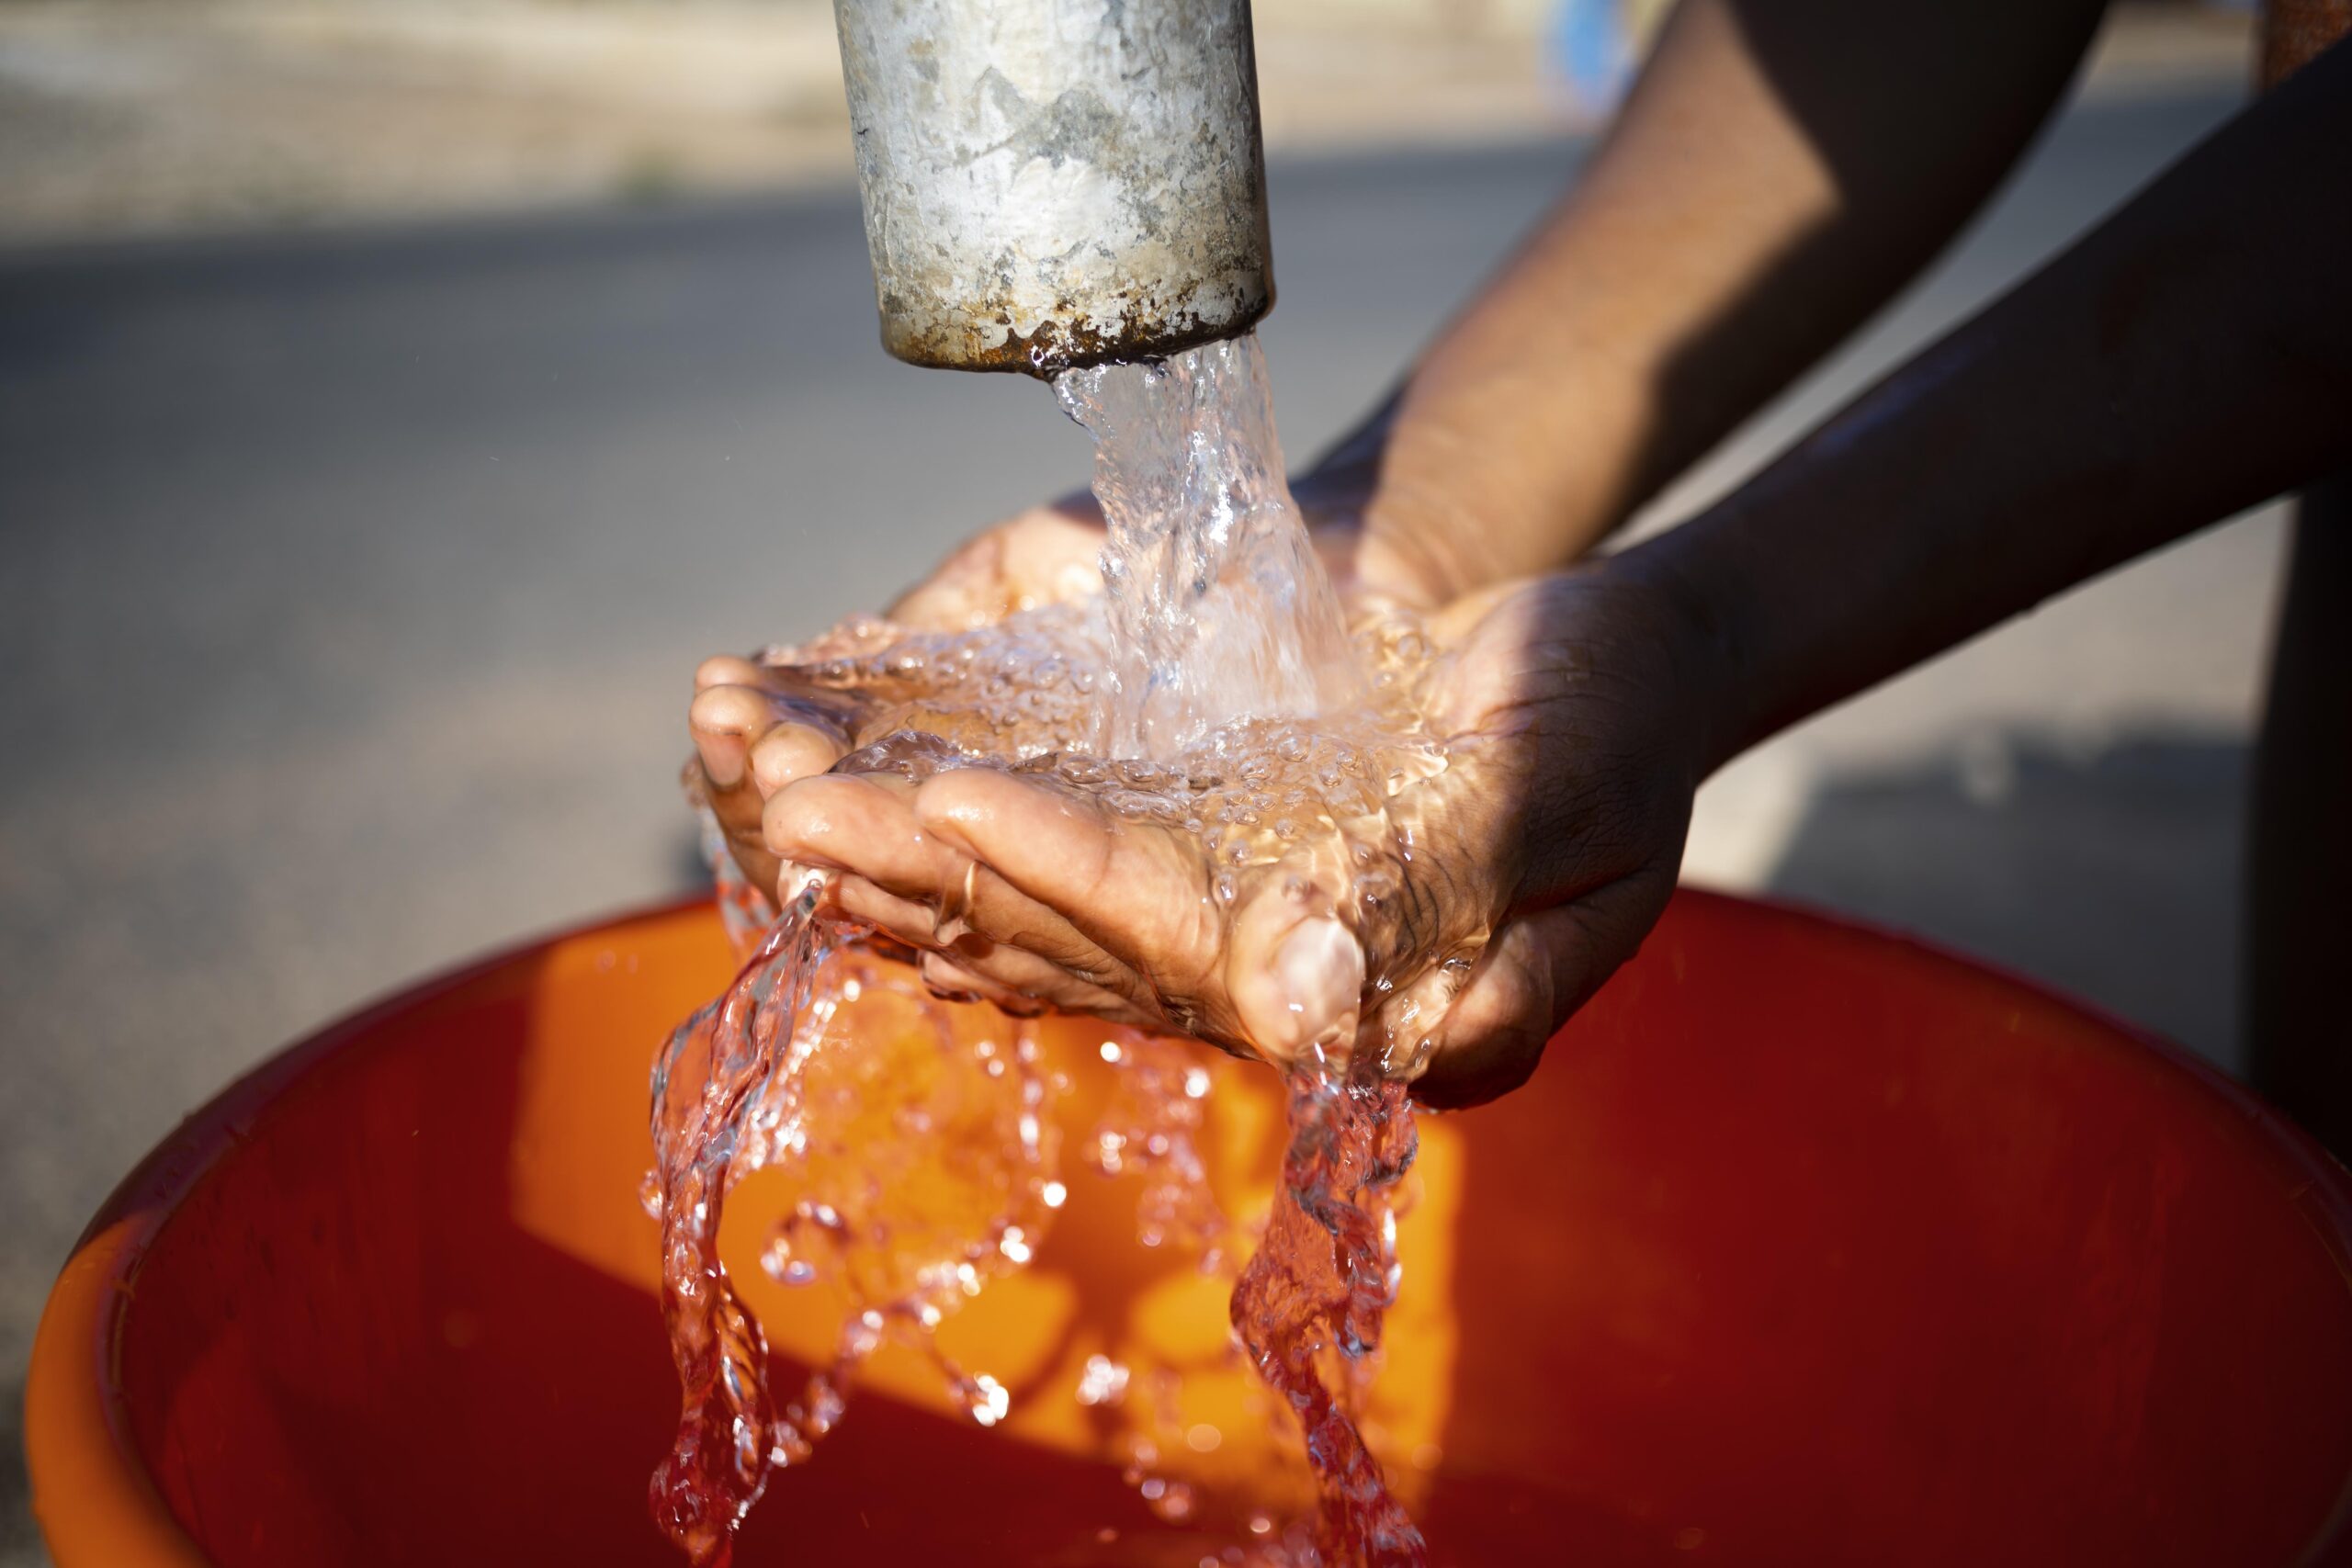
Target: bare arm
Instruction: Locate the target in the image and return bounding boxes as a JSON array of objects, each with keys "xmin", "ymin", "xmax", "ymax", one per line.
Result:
[
  {"xmin": 1623, "ymin": 34, "xmax": 2352, "ymax": 773},
  {"xmin": 1308, "ymin": 0, "xmax": 2110, "ymax": 604},
  {"xmin": 745, "ymin": 33, "xmax": 2352, "ymax": 1106}
]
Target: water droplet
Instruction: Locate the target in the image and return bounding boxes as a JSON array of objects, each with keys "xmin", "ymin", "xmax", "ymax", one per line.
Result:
[
  {"xmin": 760, "ymin": 1235, "xmax": 820, "ymax": 1286},
  {"xmin": 1143, "ymin": 1478, "xmax": 1196, "ymax": 1523},
  {"xmin": 1075, "ymin": 1355, "xmax": 1130, "ymax": 1406},
  {"xmin": 967, "ymin": 1374, "xmax": 1011, "ymax": 1427}
]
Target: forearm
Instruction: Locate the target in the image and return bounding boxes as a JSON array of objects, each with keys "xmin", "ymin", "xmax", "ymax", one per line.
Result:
[
  {"xmin": 1317, "ymin": 0, "xmax": 2106, "ymax": 604},
  {"xmin": 1623, "ymin": 39, "xmax": 2352, "ymax": 773}
]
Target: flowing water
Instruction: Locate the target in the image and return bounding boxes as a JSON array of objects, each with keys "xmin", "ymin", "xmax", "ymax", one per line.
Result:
[
  {"xmin": 649, "ymin": 335, "xmax": 1461, "ymax": 1566},
  {"xmin": 1055, "ymin": 331, "xmax": 1357, "ymax": 760}
]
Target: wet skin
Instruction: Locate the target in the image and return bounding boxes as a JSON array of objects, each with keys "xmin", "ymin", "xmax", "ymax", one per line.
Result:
[
  {"xmin": 690, "ymin": 493, "xmax": 1708, "ymax": 1107},
  {"xmin": 695, "ymin": 14, "xmax": 2352, "ymax": 1114}
]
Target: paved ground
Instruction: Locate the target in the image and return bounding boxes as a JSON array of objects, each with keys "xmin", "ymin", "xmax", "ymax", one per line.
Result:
[
  {"xmin": 0, "ymin": 75, "xmax": 2274, "ymax": 1562},
  {"xmin": 0, "ymin": 0, "xmax": 1568, "ymax": 244},
  {"xmin": 0, "ymin": 1, "xmax": 2250, "ymax": 244}
]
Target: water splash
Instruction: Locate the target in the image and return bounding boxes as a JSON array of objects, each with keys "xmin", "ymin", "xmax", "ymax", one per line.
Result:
[
  {"xmin": 1233, "ymin": 1054, "xmax": 1426, "ymax": 1565},
  {"xmin": 1057, "ymin": 335, "xmax": 1359, "ymax": 761},
  {"xmin": 645, "ymin": 886, "xmax": 1058, "ymax": 1564},
  {"xmin": 650, "ymin": 333, "xmax": 1448, "ymax": 1565},
  {"xmin": 646, "ymin": 891, "xmax": 829, "ymax": 1564},
  {"xmin": 1091, "ymin": 1031, "xmax": 1227, "ymax": 1263}
]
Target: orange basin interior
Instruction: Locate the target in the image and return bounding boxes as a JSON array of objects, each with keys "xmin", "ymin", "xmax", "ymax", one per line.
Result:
[{"xmin": 28, "ymin": 889, "xmax": 2352, "ymax": 1566}]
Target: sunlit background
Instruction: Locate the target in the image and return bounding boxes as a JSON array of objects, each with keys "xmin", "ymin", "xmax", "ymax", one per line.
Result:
[{"xmin": 0, "ymin": 3, "xmax": 2271, "ymax": 1560}]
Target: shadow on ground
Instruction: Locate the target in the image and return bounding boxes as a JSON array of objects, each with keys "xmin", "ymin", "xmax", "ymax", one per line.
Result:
[{"xmin": 1759, "ymin": 728, "xmax": 2248, "ymax": 1076}]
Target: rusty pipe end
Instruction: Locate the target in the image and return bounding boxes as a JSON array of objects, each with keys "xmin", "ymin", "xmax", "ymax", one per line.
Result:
[
  {"xmin": 836, "ymin": 0, "xmax": 1275, "ymax": 378},
  {"xmin": 879, "ymin": 278, "xmax": 1274, "ymax": 378}
]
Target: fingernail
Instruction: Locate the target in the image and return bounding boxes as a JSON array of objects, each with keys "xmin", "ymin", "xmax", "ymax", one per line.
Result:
[
  {"xmin": 1271, "ymin": 918, "xmax": 1364, "ymax": 1052},
  {"xmin": 695, "ymin": 730, "xmax": 745, "ymax": 790}
]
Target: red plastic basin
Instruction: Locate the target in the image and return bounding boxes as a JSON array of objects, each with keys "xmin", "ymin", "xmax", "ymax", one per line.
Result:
[{"xmin": 27, "ymin": 889, "xmax": 2352, "ymax": 1565}]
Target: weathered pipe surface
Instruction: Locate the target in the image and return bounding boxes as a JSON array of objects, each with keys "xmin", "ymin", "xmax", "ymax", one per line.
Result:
[{"xmin": 831, "ymin": 0, "xmax": 1273, "ymax": 376}]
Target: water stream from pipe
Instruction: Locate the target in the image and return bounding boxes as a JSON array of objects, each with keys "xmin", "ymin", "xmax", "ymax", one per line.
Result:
[{"xmin": 649, "ymin": 334, "xmax": 1453, "ymax": 1566}]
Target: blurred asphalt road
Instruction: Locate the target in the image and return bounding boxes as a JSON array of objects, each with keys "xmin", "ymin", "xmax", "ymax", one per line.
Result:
[{"xmin": 0, "ymin": 76, "xmax": 2278, "ymax": 1562}]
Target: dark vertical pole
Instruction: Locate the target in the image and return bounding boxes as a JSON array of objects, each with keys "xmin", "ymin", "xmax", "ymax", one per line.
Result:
[
  {"xmin": 2245, "ymin": 8, "xmax": 2351, "ymax": 1156},
  {"xmin": 2248, "ymin": 482, "xmax": 2352, "ymax": 1157}
]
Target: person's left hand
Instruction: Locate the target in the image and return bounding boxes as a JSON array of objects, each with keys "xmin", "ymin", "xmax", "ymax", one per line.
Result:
[{"xmin": 687, "ymin": 501, "xmax": 1108, "ymax": 903}]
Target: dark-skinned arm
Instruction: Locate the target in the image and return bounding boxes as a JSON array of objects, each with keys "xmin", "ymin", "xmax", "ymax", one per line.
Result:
[
  {"xmin": 1304, "ymin": 0, "xmax": 2112, "ymax": 605},
  {"xmin": 1618, "ymin": 35, "xmax": 2352, "ymax": 775}
]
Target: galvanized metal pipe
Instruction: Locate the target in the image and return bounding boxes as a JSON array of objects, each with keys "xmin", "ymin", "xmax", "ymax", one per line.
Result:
[{"xmin": 831, "ymin": 0, "xmax": 1274, "ymax": 376}]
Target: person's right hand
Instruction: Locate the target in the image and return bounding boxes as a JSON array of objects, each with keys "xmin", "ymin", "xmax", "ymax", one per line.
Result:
[
  {"xmin": 756, "ymin": 563, "xmax": 1726, "ymax": 1107},
  {"xmin": 687, "ymin": 501, "xmax": 1107, "ymax": 906}
]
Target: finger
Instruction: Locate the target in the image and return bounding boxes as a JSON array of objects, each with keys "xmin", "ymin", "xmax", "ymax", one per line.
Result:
[
  {"xmin": 1402, "ymin": 917, "xmax": 1555, "ymax": 1110},
  {"xmin": 763, "ymin": 773, "xmax": 929, "ymax": 886},
  {"xmin": 696, "ymin": 654, "xmax": 782, "ymax": 694},
  {"xmin": 934, "ymin": 934, "xmax": 1151, "ymax": 1024},
  {"xmin": 827, "ymin": 871, "xmax": 1071, "ymax": 985},
  {"xmin": 749, "ymin": 720, "xmax": 847, "ymax": 796},
  {"xmin": 699, "ymin": 649, "xmax": 863, "ymax": 695},
  {"xmin": 917, "ymin": 946, "xmax": 1153, "ymax": 1027},
  {"xmin": 916, "ymin": 952, "xmax": 1018, "ymax": 1010},
  {"xmin": 1411, "ymin": 866, "xmax": 1675, "ymax": 1110},
  {"xmin": 829, "ymin": 872, "xmax": 1148, "ymax": 1022},
  {"xmin": 770, "ymin": 773, "xmax": 1122, "ymax": 989},
  {"xmin": 829, "ymin": 872, "xmax": 950, "ymax": 953},
  {"xmin": 917, "ymin": 768, "xmax": 1368, "ymax": 1055},
  {"xmin": 691, "ymin": 682, "xmax": 818, "ymax": 894},
  {"xmin": 887, "ymin": 508, "xmax": 1104, "ymax": 630},
  {"xmin": 1224, "ymin": 882, "xmax": 1364, "ymax": 1066},
  {"xmin": 915, "ymin": 771, "xmax": 1221, "ymax": 995},
  {"xmin": 689, "ymin": 683, "xmax": 777, "ymax": 793},
  {"xmin": 698, "ymin": 652, "xmax": 862, "ymax": 730},
  {"xmin": 917, "ymin": 952, "xmax": 988, "ymax": 1004},
  {"xmin": 770, "ymin": 770, "xmax": 1135, "ymax": 991},
  {"xmin": 991, "ymin": 504, "xmax": 1106, "ymax": 603}
]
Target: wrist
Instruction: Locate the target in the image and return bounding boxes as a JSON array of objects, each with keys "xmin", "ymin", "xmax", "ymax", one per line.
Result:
[{"xmin": 1600, "ymin": 530, "xmax": 1754, "ymax": 782}]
